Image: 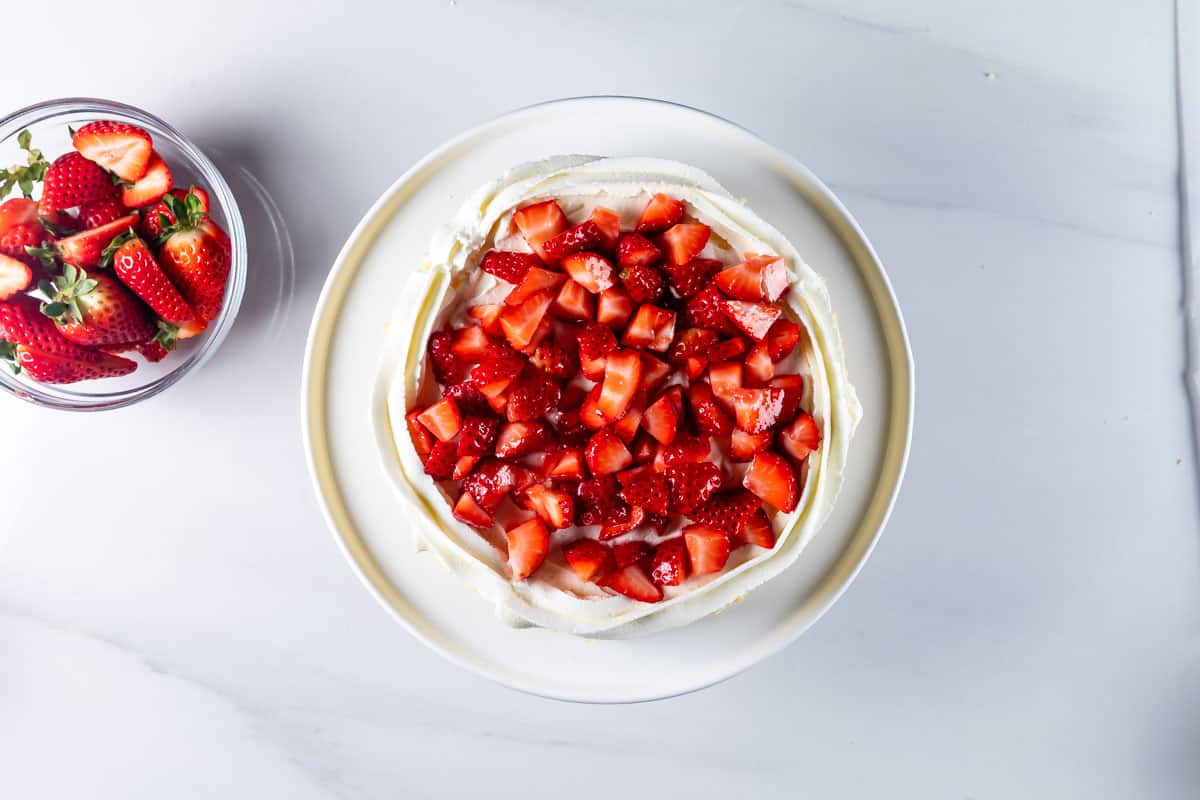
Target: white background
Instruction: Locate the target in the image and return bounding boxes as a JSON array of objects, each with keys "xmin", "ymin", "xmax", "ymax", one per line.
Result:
[{"xmin": 2, "ymin": 1, "xmax": 1197, "ymax": 797}]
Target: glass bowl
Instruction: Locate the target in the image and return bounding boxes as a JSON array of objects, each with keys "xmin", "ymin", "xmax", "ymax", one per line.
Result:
[{"xmin": 0, "ymin": 97, "xmax": 247, "ymax": 411}]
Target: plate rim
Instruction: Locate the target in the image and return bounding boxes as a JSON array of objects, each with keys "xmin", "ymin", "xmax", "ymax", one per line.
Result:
[{"xmin": 301, "ymin": 95, "xmax": 915, "ymax": 703}]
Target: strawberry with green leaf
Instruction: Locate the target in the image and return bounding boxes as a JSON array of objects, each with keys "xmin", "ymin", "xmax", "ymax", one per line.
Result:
[
  {"xmin": 39, "ymin": 264, "xmax": 155, "ymax": 347},
  {"xmin": 156, "ymin": 192, "xmax": 231, "ymax": 322},
  {"xmin": 0, "ymin": 294, "xmax": 135, "ymax": 383}
]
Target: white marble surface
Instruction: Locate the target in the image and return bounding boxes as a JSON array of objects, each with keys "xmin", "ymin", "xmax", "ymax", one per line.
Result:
[{"xmin": 2, "ymin": 1, "xmax": 1196, "ymax": 797}]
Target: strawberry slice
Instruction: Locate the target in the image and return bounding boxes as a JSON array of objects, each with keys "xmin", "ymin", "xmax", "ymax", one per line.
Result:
[
  {"xmin": 708, "ymin": 336, "xmax": 749, "ymax": 363},
  {"xmin": 743, "ymin": 450, "xmax": 799, "ymax": 512},
  {"xmin": 599, "ymin": 563, "xmax": 663, "ymax": 602},
  {"xmin": 457, "ymin": 415, "xmax": 500, "ymax": 456},
  {"xmin": 684, "ymin": 285, "xmax": 737, "ymax": 334},
  {"xmin": 513, "ymin": 200, "xmax": 568, "ymax": 260},
  {"xmin": 736, "ymin": 509, "xmax": 776, "ymax": 549},
  {"xmin": 621, "ymin": 304, "xmax": 676, "ymax": 352},
  {"xmin": 665, "ymin": 461, "xmax": 725, "ymax": 514},
  {"xmin": 661, "ymin": 257, "xmax": 722, "ymax": 299},
  {"xmin": 541, "ymin": 219, "xmax": 608, "ymax": 263},
  {"xmin": 120, "ymin": 152, "xmax": 172, "ymax": 207},
  {"xmin": 765, "ymin": 318, "xmax": 802, "ymax": 360},
  {"xmin": 72, "ymin": 121, "xmax": 153, "ymax": 182},
  {"xmin": 481, "ymin": 250, "xmax": 540, "ymax": 284},
  {"xmin": 505, "ymin": 266, "xmax": 566, "ymax": 306},
  {"xmin": 730, "ymin": 387, "xmax": 787, "ymax": 434},
  {"xmin": 730, "ymin": 428, "xmax": 773, "ymax": 461},
  {"xmin": 406, "ymin": 409, "xmax": 435, "ymax": 460},
  {"xmin": 597, "ymin": 285, "xmax": 634, "ymax": 328},
  {"xmin": 661, "ymin": 223, "xmax": 710, "ymax": 265},
  {"xmin": 563, "ymin": 539, "xmax": 614, "ymax": 582},
  {"xmin": 450, "ymin": 325, "xmax": 492, "ymax": 362},
  {"xmin": 618, "ymin": 472, "xmax": 670, "ymax": 514},
  {"xmin": 616, "ymin": 233, "xmax": 663, "ymax": 272},
  {"xmin": 745, "ymin": 342, "xmax": 775, "ymax": 384},
  {"xmin": 453, "ymin": 491, "xmax": 493, "ymax": 528},
  {"xmin": 590, "ymin": 207, "xmax": 621, "ymax": 250},
  {"xmin": 650, "ymin": 537, "xmax": 688, "ymax": 586},
  {"xmin": 44, "ymin": 213, "xmax": 139, "ymax": 269},
  {"xmin": 495, "ymin": 421, "xmax": 553, "ymax": 458},
  {"xmin": 560, "ymin": 251, "xmax": 615, "ymax": 293},
  {"xmin": 416, "ymin": 397, "xmax": 462, "ymax": 441},
  {"xmin": 683, "ymin": 525, "xmax": 731, "ymax": 575},
  {"xmin": 585, "ymin": 428, "xmax": 633, "ymax": 475},
  {"xmin": 506, "ymin": 368, "xmax": 561, "ymax": 421},
  {"xmin": 520, "ymin": 484, "xmax": 575, "ymax": 529},
  {"xmin": 597, "ymin": 349, "xmax": 642, "ymax": 421},
  {"xmin": 687, "ymin": 489, "xmax": 761, "ymax": 534},
  {"xmin": 640, "ymin": 353, "xmax": 672, "ymax": 393},
  {"xmin": 499, "ymin": 288, "xmax": 555, "ymax": 349},
  {"xmin": 722, "ymin": 299, "xmax": 782, "ymax": 341},
  {"xmin": 714, "ymin": 254, "xmax": 788, "ymax": 302},
  {"xmin": 636, "ymin": 193, "xmax": 685, "ymax": 234},
  {"xmin": 613, "ymin": 540, "xmax": 651, "ymax": 568},
  {"xmin": 423, "ymin": 439, "xmax": 458, "ymax": 479},
  {"xmin": 688, "ymin": 382, "xmax": 733, "ymax": 436},
  {"xmin": 552, "ymin": 279, "xmax": 595, "ymax": 321},
  {"xmin": 0, "ymin": 255, "xmax": 33, "ymax": 300},
  {"xmin": 506, "ymin": 518, "xmax": 550, "ymax": 580},
  {"xmin": 779, "ymin": 410, "xmax": 821, "ymax": 462},
  {"xmin": 468, "ymin": 304, "xmax": 504, "ymax": 336},
  {"xmin": 642, "ymin": 389, "xmax": 680, "ymax": 445}
]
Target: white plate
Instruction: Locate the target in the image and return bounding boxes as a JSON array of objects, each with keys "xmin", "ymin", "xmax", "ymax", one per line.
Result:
[{"xmin": 302, "ymin": 97, "xmax": 913, "ymax": 703}]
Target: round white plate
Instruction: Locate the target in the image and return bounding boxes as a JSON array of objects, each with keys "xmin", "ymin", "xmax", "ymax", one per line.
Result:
[{"xmin": 302, "ymin": 97, "xmax": 913, "ymax": 703}]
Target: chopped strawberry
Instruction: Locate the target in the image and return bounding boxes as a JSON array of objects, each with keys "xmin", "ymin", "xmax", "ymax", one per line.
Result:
[
  {"xmin": 590, "ymin": 207, "xmax": 621, "ymax": 250},
  {"xmin": 640, "ymin": 353, "xmax": 672, "ymax": 393},
  {"xmin": 736, "ymin": 509, "xmax": 776, "ymax": 549},
  {"xmin": 687, "ymin": 489, "xmax": 761, "ymax": 534},
  {"xmin": 661, "ymin": 223, "xmax": 710, "ymax": 266},
  {"xmin": 461, "ymin": 459, "xmax": 521, "ymax": 511},
  {"xmin": 650, "ymin": 538, "xmax": 688, "ymax": 586},
  {"xmin": 708, "ymin": 361, "xmax": 743, "ymax": 403},
  {"xmin": 714, "ymin": 254, "xmax": 788, "ymax": 302},
  {"xmin": 468, "ymin": 303, "xmax": 505, "ymax": 336},
  {"xmin": 577, "ymin": 320, "xmax": 618, "ymax": 361},
  {"xmin": 708, "ymin": 336, "xmax": 749, "ymax": 363},
  {"xmin": 642, "ymin": 389, "xmax": 680, "ymax": 445},
  {"xmin": 683, "ymin": 525, "xmax": 731, "ymax": 575},
  {"xmin": 688, "ymin": 382, "xmax": 733, "ymax": 436},
  {"xmin": 612, "ymin": 394, "xmax": 645, "ymax": 443},
  {"xmin": 722, "ymin": 299, "xmax": 782, "ymax": 340},
  {"xmin": 576, "ymin": 475, "xmax": 628, "ymax": 525},
  {"xmin": 730, "ymin": 387, "xmax": 787, "ymax": 434},
  {"xmin": 745, "ymin": 342, "xmax": 775, "ymax": 384},
  {"xmin": 779, "ymin": 410, "xmax": 821, "ymax": 462},
  {"xmin": 499, "ymin": 288, "xmax": 555, "ymax": 349},
  {"xmin": 512, "ymin": 200, "xmax": 568, "ymax": 260},
  {"xmin": 613, "ymin": 540, "xmax": 651, "ymax": 568},
  {"xmin": 505, "ymin": 266, "xmax": 566, "ymax": 306},
  {"xmin": 529, "ymin": 340, "xmax": 577, "ymax": 380},
  {"xmin": 453, "ymin": 455, "xmax": 481, "ymax": 479},
  {"xmin": 495, "ymin": 421, "xmax": 553, "ymax": 458},
  {"xmin": 406, "ymin": 409, "xmax": 435, "ymax": 460},
  {"xmin": 599, "ymin": 563, "xmax": 663, "ymax": 602},
  {"xmin": 559, "ymin": 251, "xmax": 614, "ymax": 294},
  {"xmin": 597, "ymin": 285, "xmax": 634, "ymax": 328},
  {"xmin": 660, "ymin": 435, "xmax": 711, "ymax": 466},
  {"xmin": 423, "ymin": 439, "xmax": 457, "ymax": 480},
  {"xmin": 684, "ymin": 285, "xmax": 737, "ymax": 334},
  {"xmin": 730, "ymin": 428, "xmax": 773, "ymax": 461},
  {"xmin": 444, "ymin": 380, "xmax": 492, "ymax": 416},
  {"xmin": 544, "ymin": 445, "xmax": 586, "ymax": 480},
  {"xmin": 457, "ymin": 415, "xmax": 500, "ymax": 456},
  {"xmin": 520, "ymin": 484, "xmax": 575, "ymax": 529},
  {"xmin": 661, "ymin": 257, "xmax": 722, "ymax": 299},
  {"xmin": 765, "ymin": 318, "xmax": 802, "ymax": 360},
  {"xmin": 552, "ymin": 279, "xmax": 595, "ymax": 321},
  {"xmin": 506, "ymin": 368, "xmax": 561, "ymax": 421},
  {"xmin": 428, "ymin": 329, "xmax": 469, "ymax": 384},
  {"xmin": 453, "ymin": 491, "xmax": 493, "ymax": 528},
  {"xmin": 744, "ymin": 450, "xmax": 799, "ymax": 512},
  {"xmin": 450, "ymin": 325, "xmax": 492, "ymax": 362},
  {"xmin": 480, "ymin": 249, "xmax": 540, "ymax": 284},
  {"xmin": 541, "ymin": 219, "xmax": 608, "ymax": 263},
  {"xmin": 618, "ymin": 472, "xmax": 670, "ymax": 514},
  {"xmin": 597, "ymin": 349, "xmax": 642, "ymax": 421},
  {"xmin": 579, "ymin": 385, "xmax": 608, "ymax": 429},
  {"xmin": 563, "ymin": 539, "xmax": 614, "ymax": 582},
  {"xmin": 630, "ymin": 431, "xmax": 658, "ymax": 465},
  {"xmin": 0, "ymin": 255, "xmax": 33, "ymax": 300},
  {"xmin": 417, "ymin": 397, "xmax": 462, "ymax": 441},
  {"xmin": 769, "ymin": 373, "xmax": 805, "ymax": 408},
  {"xmin": 616, "ymin": 233, "xmax": 663, "ymax": 273},
  {"xmin": 668, "ymin": 327, "xmax": 719, "ymax": 362},
  {"xmin": 616, "ymin": 464, "xmax": 652, "ymax": 487},
  {"xmin": 636, "ymin": 193, "xmax": 685, "ymax": 234},
  {"xmin": 621, "ymin": 304, "xmax": 676, "ymax": 352},
  {"xmin": 618, "ymin": 262, "xmax": 665, "ymax": 305},
  {"xmin": 506, "ymin": 518, "xmax": 550, "ymax": 580},
  {"xmin": 120, "ymin": 152, "xmax": 172, "ymax": 207},
  {"xmin": 684, "ymin": 357, "xmax": 707, "ymax": 379},
  {"xmin": 665, "ymin": 461, "xmax": 724, "ymax": 513},
  {"xmin": 470, "ymin": 342, "xmax": 525, "ymax": 387},
  {"xmin": 585, "ymin": 428, "xmax": 633, "ymax": 475}
]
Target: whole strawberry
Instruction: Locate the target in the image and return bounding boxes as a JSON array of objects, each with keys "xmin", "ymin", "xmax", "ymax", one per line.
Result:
[
  {"xmin": 0, "ymin": 295, "xmax": 135, "ymax": 383},
  {"xmin": 156, "ymin": 193, "xmax": 231, "ymax": 322},
  {"xmin": 77, "ymin": 197, "xmax": 128, "ymax": 230},
  {"xmin": 39, "ymin": 152, "xmax": 117, "ymax": 213},
  {"xmin": 104, "ymin": 231, "xmax": 196, "ymax": 325},
  {"xmin": 39, "ymin": 265, "xmax": 155, "ymax": 346},
  {"xmin": 0, "ymin": 222, "xmax": 45, "ymax": 269}
]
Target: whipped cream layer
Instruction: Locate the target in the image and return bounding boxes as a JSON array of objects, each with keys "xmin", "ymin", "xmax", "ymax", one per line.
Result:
[{"xmin": 379, "ymin": 156, "xmax": 861, "ymax": 637}]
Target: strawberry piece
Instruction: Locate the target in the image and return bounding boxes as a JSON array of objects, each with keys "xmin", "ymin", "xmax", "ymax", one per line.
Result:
[
  {"xmin": 43, "ymin": 213, "xmax": 139, "ymax": 269},
  {"xmin": 744, "ymin": 450, "xmax": 800, "ymax": 512},
  {"xmin": 636, "ymin": 193, "xmax": 685, "ymax": 234},
  {"xmin": 730, "ymin": 428, "xmax": 773, "ymax": 461},
  {"xmin": 453, "ymin": 491, "xmax": 493, "ymax": 529},
  {"xmin": 730, "ymin": 387, "xmax": 787, "ymax": 434},
  {"xmin": 416, "ymin": 396, "xmax": 463, "ymax": 441},
  {"xmin": 616, "ymin": 463, "xmax": 652, "ymax": 487},
  {"xmin": 576, "ymin": 475, "xmax": 628, "ymax": 525},
  {"xmin": 454, "ymin": 455, "xmax": 481, "ymax": 480},
  {"xmin": 423, "ymin": 439, "xmax": 458, "ymax": 480},
  {"xmin": 0, "ymin": 255, "xmax": 33, "ymax": 300},
  {"xmin": 0, "ymin": 198, "xmax": 38, "ymax": 232},
  {"xmin": 597, "ymin": 349, "xmax": 642, "ymax": 421},
  {"xmin": 618, "ymin": 262, "xmax": 665, "ymax": 304},
  {"xmin": 668, "ymin": 327, "xmax": 719, "ymax": 362},
  {"xmin": 39, "ymin": 152, "xmax": 116, "ymax": 213},
  {"xmin": 406, "ymin": 409, "xmax": 435, "ymax": 460},
  {"xmin": 72, "ymin": 121, "xmax": 153, "ymax": 182},
  {"xmin": 520, "ymin": 484, "xmax": 575, "ymax": 529},
  {"xmin": 480, "ymin": 249, "xmax": 540, "ymax": 284},
  {"xmin": 495, "ymin": 421, "xmax": 552, "ymax": 458},
  {"xmin": 618, "ymin": 472, "xmax": 670, "ymax": 514},
  {"xmin": 506, "ymin": 518, "xmax": 550, "ymax": 581},
  {"xmin": 541, "ymin": 219, "xmax": 608, "ymax": 263},
  {"xmin": 598, "ymin": 505, "xmax": 646, "ymax": 540},
  {"xmin": 590, "ymin": 207, "xmax": 621, "ymax": 250},
  {"xmin": 642, "ymin": 390, "xmax": 680, "ymax": 445},
  {"xmin": 560, "ymin": 251, "xmax": 614, "ymax": 293},
  {"xmin": 450, "ymin": 325, "xmax": 492, "ymax": 362},
  {"xmin": 552, "ymin": 280, "xmax": 594, "ymax": 321},
  {"xmin": 467, "ymin": 304, "xmax": 503, "ymax": 337},
  {"xmin": 629, "ymin": 431, "xmax": 658, "ymax": 465},
  {"xmin": 430, "ymin": 331, "xmax": 469, "ymax": 384},
  {"xmin": 457, "ymin": 415, "xmax": 500, "ymax": 456},
  {"xmin": 513, "ymin": 200, "xmax": 568, "ymax": 260},
  {"xmin": 736, "ymin": 508, "xmax": 776, "ymax": 549},
  {"xmin": 745, "ymin": 342, "xmax": 775, "ymax": 384},
  {"xmin": 2, "ymin": 341, "xmax": 136, "ymax": 383},
  {"xmin": 600, "ymin": 563, "xmax": 663, "ymax": 602},
  {"xmin": 506, "ymin": 368, "xmax": 561, "ymax": 421},
  {"xmin": 650, "ymin": 538, "xmax": 688, "ymax": 586},
  {"xmin": 461, "ymin": 459, "xmax": 522, "ymax": 511},
  {"xmin": 765, "ymin": 318, "xmax": 802, "ymax": 361},
  {"xmin": 661, "ymin": 223, "xmax": 710, "ymax": 265},
  {"xmin": 469, "ymin": 342, "xmax": 525, "ymax": 387},
  {"xmin": 544, "ymin": 445, "xmax": 586, "ymax": 481},
  {"xmin": 612, "ymin": 394, "xmax": 645, "ymax": 443},
  {"xmin": 688, "ymin": 489, "xmax": 761, "ymax": 533},
  {"xmin": 665, "ymin": 461, "xmax": 724, "ymax": 514},
  {"xmin": 683, "ymin": 525, "xmax": 731, "ymax": 575},
  {"xmin": 769, "ymin": 374, "xmax": 804, "ymax": 423},
  {"xmin": 577, "ymin": 320, "xmax": 617, "ymax": 361},
  {"xmin": 529, "ymin": 340, "xmax": 577, "ymax": 380},
  {"xmin": 688, "ymin": 382, "xmax": 733, "ymax": 436},
  {"xmin": 517, "ymin": 317, "xmax": 552, "ymax": 355},
  {"xmin": 585, "ymin": 428, "xmax": 632, "ymax": 475},
  {"xmin": 444, "ymin": 380, "xmax": 491, "ymax": 416},
  {"xmin": 76, "ymin": 197, "xmax": 128, "ymax": 230},
  {"xmin": 722, "ymin": 299, "xmax": 782, "ymax": 341},
  {"xmin": 684, "ymin": 285, "xmax": 737, "ymax": 334},
  {"xmin": 779, "ymin": 410, "xmax": 822, "ymax": 462},
  {"xmin": 505, "ymin": 266, "xmax": 566, "ymax": 306},
  {"xmin": 660, "ymin": 435, "xmax": 711, "ymax": 466},
  {"xmin": 714, "ymin": 254, "xmax": 788, "ymax": 302},
  {"xmin": 708, "ymin": 336, "xmax": 749, "ymax": 363},
  {"xmin": 120, "ymin": 152, "xmax": 172, "ymax": 207},
  {"xmin": 708, "ymin": 361, "xmax": 743, "ymax": 406},
  {"xmin": 579, "ymin": 385, "xmax": 607, "ymax": 429},
  {"xmin": 661, "ymin": 257, "xmax": 722, "ymax": 299},
  {"xmin": 138, "ymin": 187, "xmax": 209, "ymax": 240},
  {"xmin": 616, "ymin": 233, "xmax": 663, "ymax": 272},
  {"xmin": 640, "ymin": 353, "xmax": 672, "ymax": 393},
  {"xmin": 499, "ymin": 288, "xmax": 554, "ymax": 349},
  {"xmin": 563, "ymin": 539, "xmax": 614, "ymax": 582},
  {"xmin": 621, "ymin": 304, "xmax": 676, "ymax": 351},
  {"xmin": 613, "ymin": 540, "xmax": 651, "ymax": 568},
  {"xmin": 597, "ymin": 285, "xmax": 634, "ymax": 328}
]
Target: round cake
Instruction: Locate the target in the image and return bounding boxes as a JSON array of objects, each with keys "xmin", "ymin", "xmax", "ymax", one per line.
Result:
[{"xmin": 381, "ymin": 155, "xmax": 860, "ymax": 637}]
